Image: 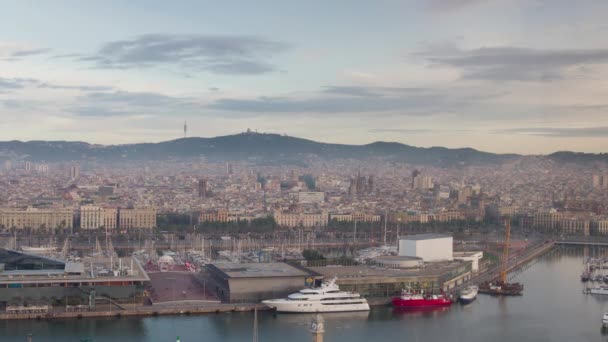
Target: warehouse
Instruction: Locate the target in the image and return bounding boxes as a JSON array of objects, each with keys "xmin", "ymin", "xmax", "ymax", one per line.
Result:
[
  {"xmin": 307, "ymin": 260, "xmax": 471, "ymax": 298},
  {"xmin": 206, "ymin": 262, "xmax": 321, "ymax": 303},
  {"xmin": 399, "ymin": 234, "xmax": 453, "ymax": 262},
  {"xmin": 0, "ymin": 249, "xmax": 149, "ymax": 309}
]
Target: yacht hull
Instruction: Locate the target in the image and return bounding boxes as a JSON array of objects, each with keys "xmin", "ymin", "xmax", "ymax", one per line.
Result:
[{"xmin": 262, "ymin": 300, "xmax": 370, "ymax": 313}]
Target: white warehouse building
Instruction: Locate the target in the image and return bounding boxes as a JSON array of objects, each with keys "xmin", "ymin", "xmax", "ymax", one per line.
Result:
[{"xmin": 398, "ymin": 234, "xmax": 453, "ymax": 262}]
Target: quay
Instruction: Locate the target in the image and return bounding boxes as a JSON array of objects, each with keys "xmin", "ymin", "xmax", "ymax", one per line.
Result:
[
  {"xmin": 556, "ymin": 239, "xmax": 608, "ymax": 247},
  {"xmin": 455, "ymin": 240, "xmax": 555, "ymax": 291},
  {"xmin": 0, "ymin": 302, "xmax": 272, "ymax": 321},
  {"xmin": 0, "ymin": 299, "xmax": 396, "ymax": 321}
]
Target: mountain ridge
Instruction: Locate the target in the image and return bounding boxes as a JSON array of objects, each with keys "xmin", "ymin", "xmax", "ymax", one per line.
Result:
[{"xmin": 0, "ymin": 132, "xmax": 603, "ymax": 166}]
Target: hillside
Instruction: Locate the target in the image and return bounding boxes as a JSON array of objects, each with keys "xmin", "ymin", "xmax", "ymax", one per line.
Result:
[{"xmin": 0, "ymin": 132, "xmax": 521, "ymax": 166}]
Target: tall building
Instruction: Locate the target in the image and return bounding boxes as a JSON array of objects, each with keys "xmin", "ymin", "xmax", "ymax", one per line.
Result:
[
  {"xmin": 592, "ymin": 173, "xmax": 608, "ymax": 189},
  {"xmin": 198, "ymin": 178, "xmax": 208, "ymax": 198},
  {"xmin": 69, "ymin": 164, "xmax": 80, "ymax": 179},
  {"xmin": 24, "ymin": 161, "xmax": 32, "ymax": 172},
  {"xmin": 412, "ymin": 171, "xmax": 433, "ymax": 190},
  {"xmin": 349, "ymin": 172, "xmax": 371, "ymax": 196},
  {"xmin": 411, "ymin": 170, "xmax": 420, "ymax": 188},
  {"xmin": 35, "ymin": 163, "xmax": 49, "ymax": 173}
]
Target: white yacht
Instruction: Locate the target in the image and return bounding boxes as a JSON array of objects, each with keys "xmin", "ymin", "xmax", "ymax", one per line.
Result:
[
  {"xmin": 262, "ymin": 278, "xmax": 370, "ymax": 313},
  {"xmin": 603, "ymin": 312, "xmax": 608, "ymax": 328},
  {"xmin": 589, "ymin": 286, "xmax": 608, "ymax": 295}
]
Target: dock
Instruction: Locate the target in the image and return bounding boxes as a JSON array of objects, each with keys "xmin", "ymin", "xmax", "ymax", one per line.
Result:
[
  {"xmin": 454, "ymin": 240, "xmax": 555, "ymax": 291},
  {"xmin": 0, "ymin": 303, "xmax": 271, "ymax": 321}
]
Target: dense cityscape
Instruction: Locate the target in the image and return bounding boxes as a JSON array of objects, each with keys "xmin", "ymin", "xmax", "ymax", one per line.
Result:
[
  {"xmin": 3, "ymin": 0, "xmax": 608, "ymax": 340},
  {"xmin": 1, "ymin": 132, "xmax": 607, "ymax": 238}
]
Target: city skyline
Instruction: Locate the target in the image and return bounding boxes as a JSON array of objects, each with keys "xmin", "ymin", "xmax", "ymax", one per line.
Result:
[{"xmin": 2, "ymin": 0, "xmax": 608, "ymax": 153}]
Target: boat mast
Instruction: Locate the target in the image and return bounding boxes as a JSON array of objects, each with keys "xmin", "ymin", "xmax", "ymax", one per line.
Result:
[
  {"xmin": 500, "ymin": 219, "xmax": 511, "ymax": 283},
  {"xmin": 252, "ymin": 306, "xmax": 258, "ymax": 342}
]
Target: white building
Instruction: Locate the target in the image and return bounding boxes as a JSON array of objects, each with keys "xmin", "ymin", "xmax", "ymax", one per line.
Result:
[
  {"xmin": 398, "ymin": 234, "xmax": 453, "ymax": 262},
  {"xmin": 296, "ymin": 192, "xmax": 325, "ymax": 204},
  {"xmin": 453, "ymin": 251, "xmax": 483, "ymax": 272}
]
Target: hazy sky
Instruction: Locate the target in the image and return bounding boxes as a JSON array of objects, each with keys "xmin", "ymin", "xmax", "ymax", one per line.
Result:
[{"xmin": 1, "ymin": 0, "xmax": 607, "ymax": 154}]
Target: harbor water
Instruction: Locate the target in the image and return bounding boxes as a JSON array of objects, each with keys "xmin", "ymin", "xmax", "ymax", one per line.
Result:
[{"xmin": 2, "ymin": 246, "xmax": 607, "ymax": 342}]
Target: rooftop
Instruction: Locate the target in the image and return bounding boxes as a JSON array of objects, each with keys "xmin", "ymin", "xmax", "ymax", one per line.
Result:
[
  {"xmin": 211, "ymin": 262, "xmax": 311, "ymax": 278},
  {"xmin": 308, "ymin": 261, "xmax": 467, "ymax": 279},
  {"xmin": 400, "ymin": 233, "xmax": 452, "ymax": 241}
]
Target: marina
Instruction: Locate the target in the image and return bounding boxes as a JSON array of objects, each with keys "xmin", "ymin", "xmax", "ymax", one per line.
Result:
[{"xmin": 2, "ymin": 246, "xmax": 605, "ymax": 342}]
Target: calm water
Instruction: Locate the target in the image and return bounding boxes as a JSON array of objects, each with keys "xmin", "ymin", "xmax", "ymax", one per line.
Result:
[{"xmin": 3, "ymin": 247, "xmax": 608, "ymax": 342}]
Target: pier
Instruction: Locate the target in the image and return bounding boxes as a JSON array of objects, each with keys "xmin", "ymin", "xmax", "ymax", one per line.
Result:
[
  {"xmin": 455, "ymin": 240, "xmax": 555, "ymax": 291},
  {"xmin": 0, "ymin": 302, "xmax": 272, "ymax": 321},
  {"xmin": 555, "ymin": 239, "xmax": 608, "ymax": 247}
]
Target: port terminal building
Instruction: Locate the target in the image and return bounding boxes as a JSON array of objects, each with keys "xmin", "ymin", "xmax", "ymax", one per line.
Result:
[
  {"xmin": 206, "ymin": 262, "xmax": 322, "ymax": 303},
  {"xmin": 0, "ymin": 249, "xmax": 150, "ymax": 309},
  {"xmin": 307, "ymin": 261, "xmax": 471, "ymax": 297}
]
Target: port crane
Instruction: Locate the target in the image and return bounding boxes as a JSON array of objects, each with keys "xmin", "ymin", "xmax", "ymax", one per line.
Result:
[{"xmin": 478, "ymin": 218, "xmax": 524, "ymax": 296}]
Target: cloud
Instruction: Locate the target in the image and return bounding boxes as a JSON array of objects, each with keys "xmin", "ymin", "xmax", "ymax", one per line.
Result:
[
  {"xmin": 38, "ymin": 83, "xmax": 113, "ymax": 92},
  {"xmin": 65, "ymin": 106, "xmax": 130, "ymax": 117},
  {"xmin": 428, "ymin": 0, "xmax": 491, "ymax": 12},
  {"xmin": 67, "ymin": 90, "xmax": 199, "ymax": 117},
  {"xmin": 419, "ymin": 46, "xmax": 608, "ymax": 81},
  {"xmin": 369, "ymin": 128, "xmax": 433, "ymax": 134},
  {"xmin": 0, "ymin": 77, "xmax": 38, "ymax": 90},
  {"xmin": 208, "ymin": 86, "xmax": 479, "ymax": 114},
  {"xmin": 50, "ymin": 53, "xmax": 82, "ymax": 59},
  {"xmin": 496, "ymin": 127, "xmax": 608, "ymax": 137},
  {"xmin": 10, "ymin": 48, "xmax": 52, "ymax": 57},
  {"xmin": 0, "ymin": 46, "xmax": 52, "ymax": 61},
  {"xmin": 85, "ymin": 34, "xmax": 288, "ymax": 74},
  {"xmin": 0, "ymin": 76, "xmax": 114, "ymax": 93},
  {"xmin": 322, "ymin": 86, "xmax": 423, "ymax": 97}
]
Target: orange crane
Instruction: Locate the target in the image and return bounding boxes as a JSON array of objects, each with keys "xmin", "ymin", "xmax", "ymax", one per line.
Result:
[{"xmin": 478, "ymin": 217, "xmax": 523, "ymax": 295}]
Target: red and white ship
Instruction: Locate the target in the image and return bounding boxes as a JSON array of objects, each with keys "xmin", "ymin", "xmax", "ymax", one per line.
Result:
[{"xmin": 392, "ymin": 288, "xmax": 453, "ymax": 308}]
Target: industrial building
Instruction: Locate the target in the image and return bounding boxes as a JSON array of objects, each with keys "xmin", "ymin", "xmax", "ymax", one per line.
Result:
[
  {"xmin": 206, "ymin": 262, "xmax": 321, "ymax": 303},
  {"xmin": 398, "ymin": 234, "xmax": 453, "ymax": 262},
  {"xmin": 0, "ymin": 249, "xmax": 150, "ymax": 310},
  {"xmin": 307, "ymin": 260, "xmax": 471, "ymax": 297}
]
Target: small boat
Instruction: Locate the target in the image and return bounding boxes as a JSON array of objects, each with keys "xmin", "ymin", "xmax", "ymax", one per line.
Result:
[
  {"xmin": 590, "ymin": 286, "xmax": 608, "ymax": 295},
  {"xmin": 581, "ymin": 272, "xmax": 591, "ymax": 282},
  {"xmin": 603, "ymin": 312, "xmax": 608, "ymax": 328},
  {"xmin": 595, "ymin": 274, "xmax": 603, "ymax": 282},
  {"xmin": 459, "ymin": 285, "xmax": 479, "ymax": 304},
  {"xmin": 392, "ymin": 288, "xmax": 452, "ymax": 308}
]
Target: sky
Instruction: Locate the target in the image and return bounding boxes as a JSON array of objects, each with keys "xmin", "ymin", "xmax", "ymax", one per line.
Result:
[{"xmin": 1, "ymin": 0, "xmax": 608, "ymax": 154}]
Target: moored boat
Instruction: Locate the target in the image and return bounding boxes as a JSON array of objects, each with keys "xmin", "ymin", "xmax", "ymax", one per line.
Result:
[
  {"xmin": 459, "ymin": 285, "xmax": 479, "ymax": 304},
  {"xmin": 589, "ymin": 285, "xmax": 608, "ymax": 295},
  {"xmin": 392, "ymin": 288, "xmax": 452, "ymax": 308},
  {"xmin": 603, "ymin": 312, "xmax": 608, "ymax": 328},
  {"xmin": 262, "ymin": 277, "xmax": 370, "ymax": 313},
  {"xmin": 478, "ymin": 281, "xmax": 523, "ymax": 296}
]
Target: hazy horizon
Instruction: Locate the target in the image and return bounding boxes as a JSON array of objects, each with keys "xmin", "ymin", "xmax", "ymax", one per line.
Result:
[{"xmin": 2, "ymin": 0, "xmax": 608, "ymax": 154}]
